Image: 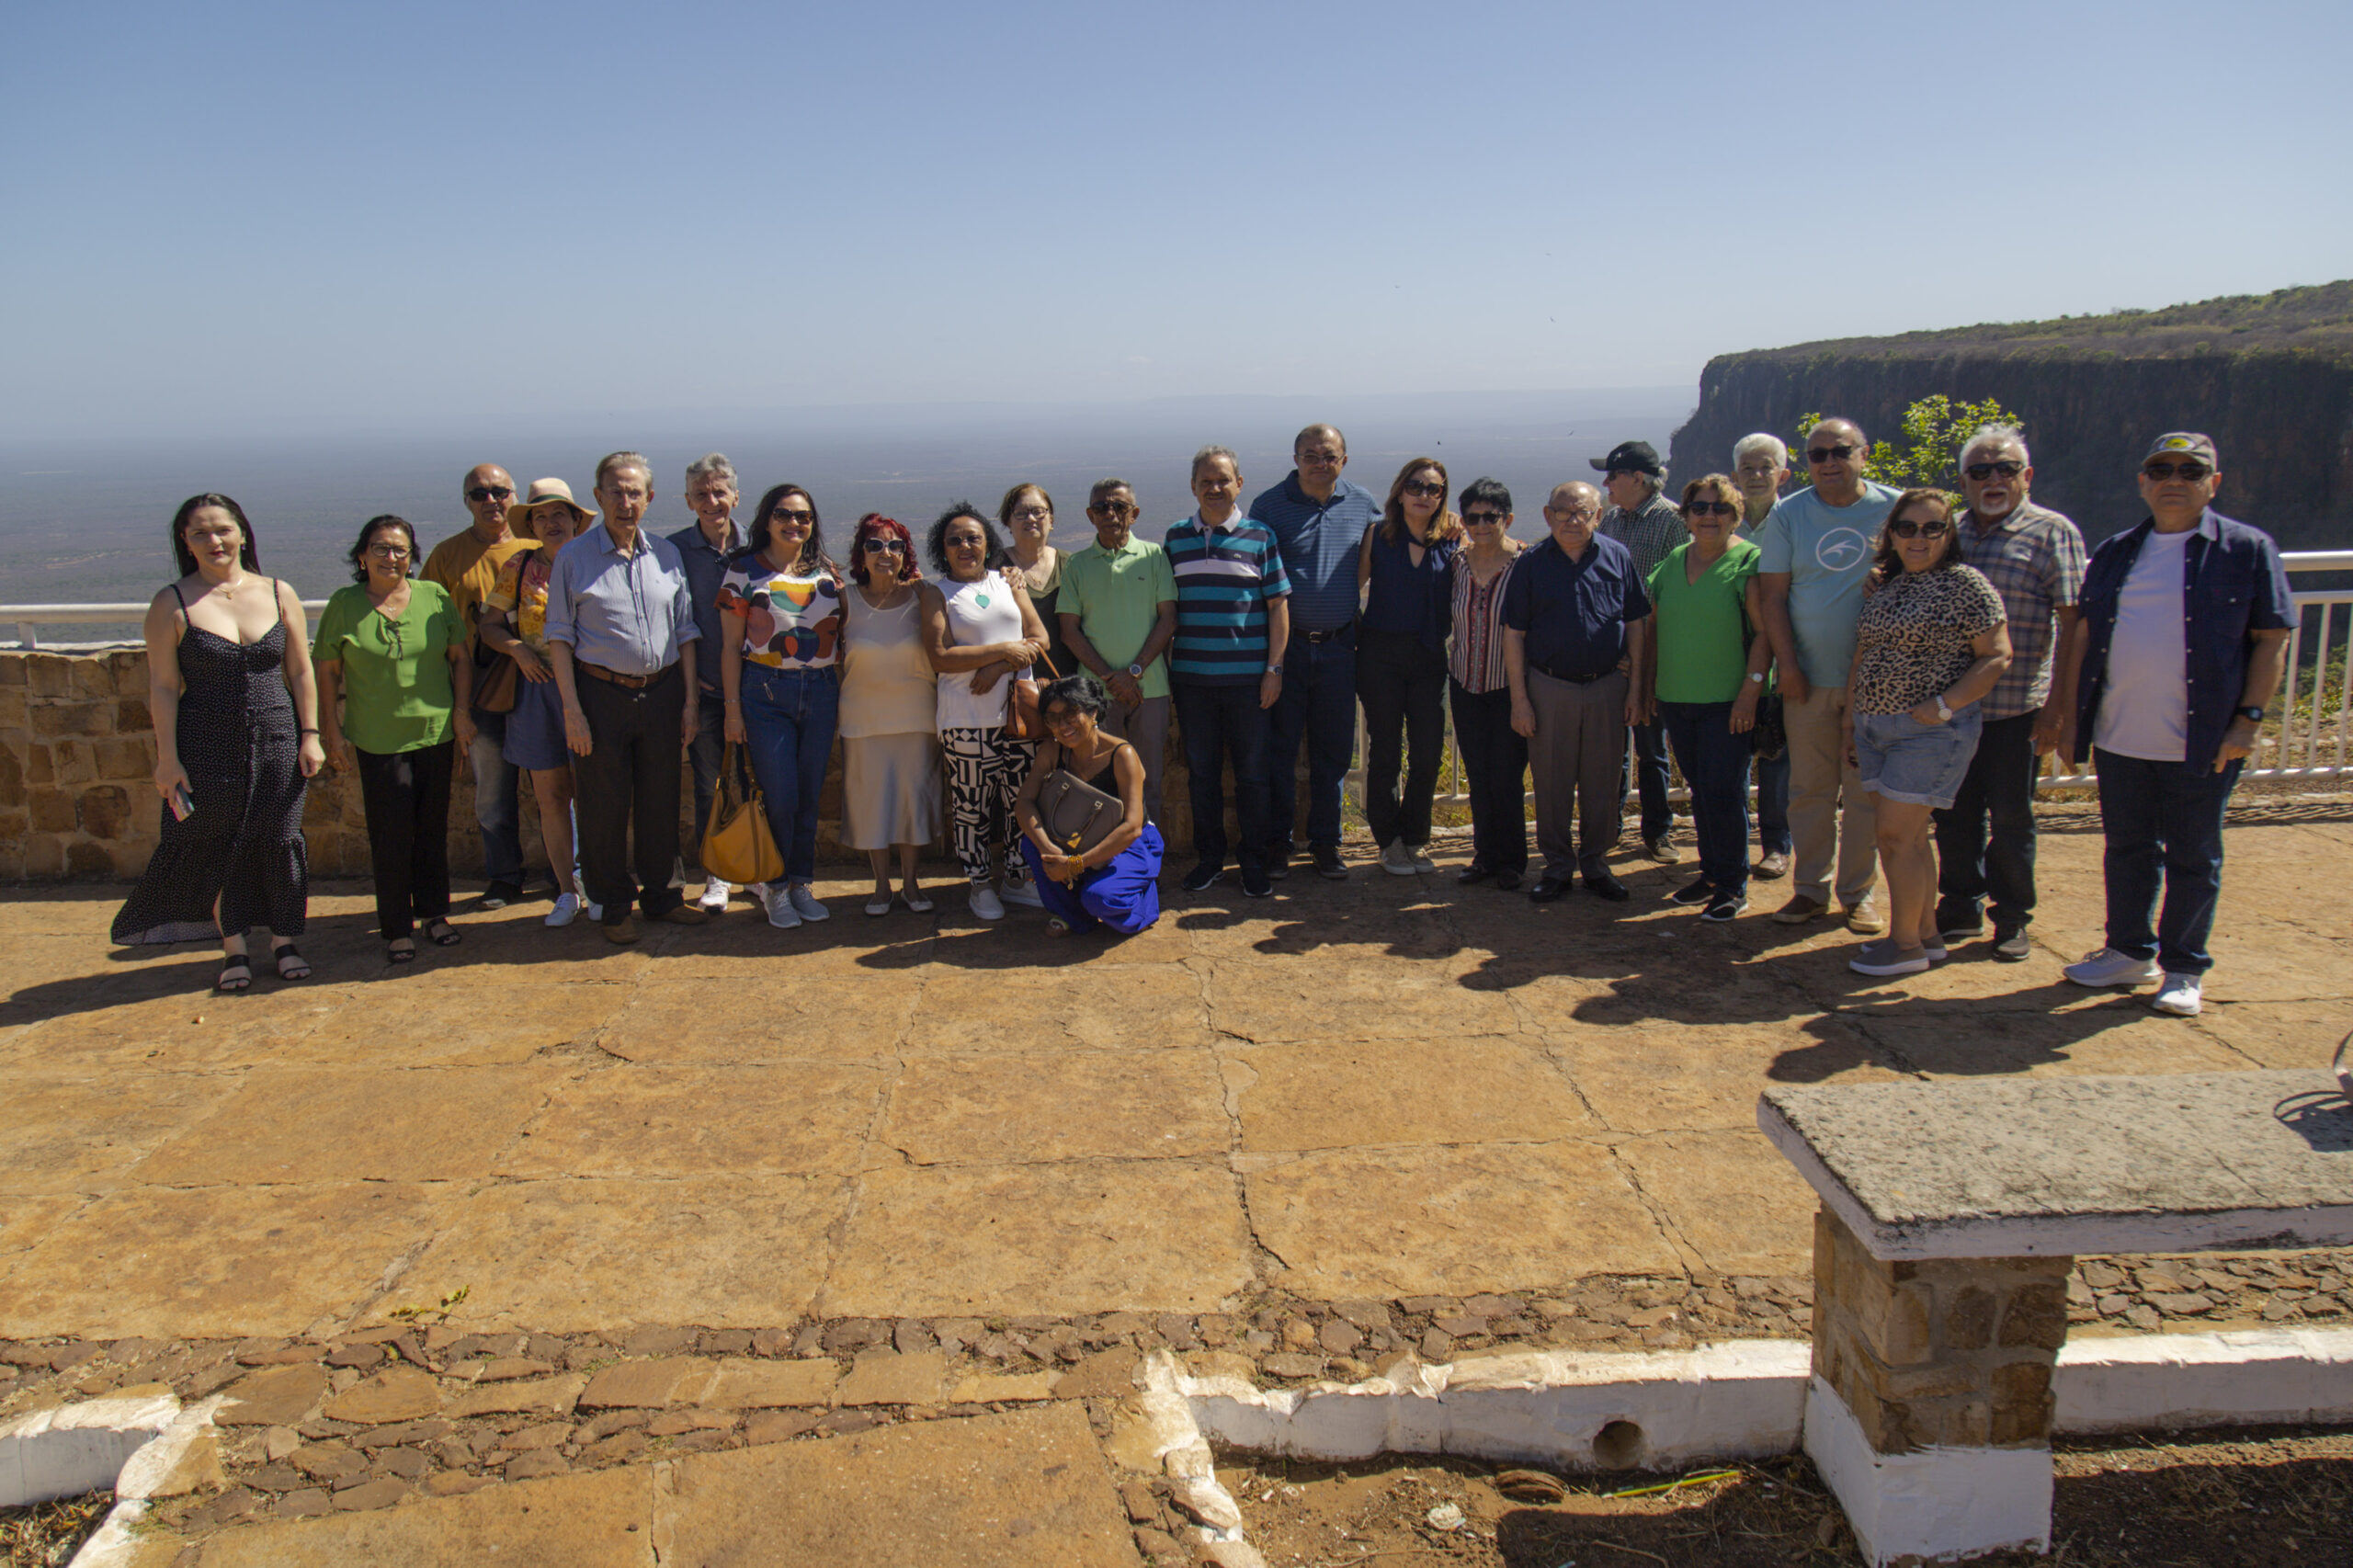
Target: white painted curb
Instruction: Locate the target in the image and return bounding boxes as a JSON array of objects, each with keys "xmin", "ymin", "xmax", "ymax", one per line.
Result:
[
  {"xmin": 0, "ymin": 1392, "xmax": 179, "ymax": 1509},
  {"xmin": 1803, "ymin": 1376, "xmax": 2051, "ymax": 1566},
  {"xmin": 2056, "ymin": 1324, "xmax": 2353, "ymax": 1432}
]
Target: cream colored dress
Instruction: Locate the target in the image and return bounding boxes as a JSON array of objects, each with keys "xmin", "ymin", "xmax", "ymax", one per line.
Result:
[{"xmin": 839, "ymin": 586, "xmax": 944, "ymax": 849}]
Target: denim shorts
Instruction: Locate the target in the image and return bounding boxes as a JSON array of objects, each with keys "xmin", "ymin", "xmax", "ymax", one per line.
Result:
[{"xmin": 1853, "ymin": 707, "xmax": 1982, "ymax": 810}]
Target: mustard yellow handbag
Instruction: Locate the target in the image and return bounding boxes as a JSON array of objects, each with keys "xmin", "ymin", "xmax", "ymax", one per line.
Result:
[{"xmin": 699, "ymin": 743, "xmax": 785, "ymax": 886}]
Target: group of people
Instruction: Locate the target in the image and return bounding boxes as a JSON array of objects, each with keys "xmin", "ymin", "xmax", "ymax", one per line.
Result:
[{"xmin": 113, "ymin": 421, "xmax": 2295, "ymax": 1021}]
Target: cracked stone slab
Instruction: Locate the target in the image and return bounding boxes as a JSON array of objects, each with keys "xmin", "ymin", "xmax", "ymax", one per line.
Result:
[
  {"xmin": 654, "ymin": 1403, "xmax": 1134, "ymax": 1567},
  {"xmin": 1205, "ymin": 957, "xmax": 1518, "ymax": 1042},
  {"xmin": 500, "ymin": 1062, "xmax": 889, "ymax": 1177},
  {"xmin": 1226, "ymin": 1035, "xmax": 1597, "ymax": 1152},
  {"xmin": 267, "ymin": 981, "xmax": 627, "ymax": 1065},
  {"xmin": 0, "ymin": 1072, "xmax": 246, "ymax": 1195},
  {"xmin": 882, "ymin": 1048, "xmax": 1227, "ymax": 1164},
  {"xmin": 818, "ymin": 1159, "xmax": 1253, "ymax": 1318},
  {"xmin": 904, "ymin": 964, "xmax": 1212, "ymax": 1053},
  {"xmin": 1248, "ymin": 1140, "xmax": 1680, "ymax": 1298},
  {"xmin": 193, "ymin": 1461, "xmax": 656, "ymax": 1566},
  {"xmin": 1550, "ymin": 1021, "xmax": 1902, "ymax": 1134},
  {"xmin": 1609, "ymin": 1130, "xmax": 1822, "ymax": 1276},
  {"xmin": 597, "ymin": 977, "xmax": 916, "ymax": 1062},
  {"xmin": 1760, "ymin": 1070, "xmax": 2353, "ymax": 1258}
]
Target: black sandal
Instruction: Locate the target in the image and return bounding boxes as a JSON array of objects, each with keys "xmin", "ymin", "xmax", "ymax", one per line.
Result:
[
  {"xmin": 216, "ymin": 955, "xmax": 253, "ymax": 993},
  {"xmin": 387, "ymin": 938, "xmax": 417, "ymax": 965},
  {"xmin": 424, "ymin": 920, "xmax": 460, "ymax": 947},
  {"xmin": 274, "ymin": 944, "xmax": 311, "ymax": 982}
]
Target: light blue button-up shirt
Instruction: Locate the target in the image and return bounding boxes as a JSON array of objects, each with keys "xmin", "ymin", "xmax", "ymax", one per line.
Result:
[{"xmin": 544, "ymin": 522, "xmax": 700, "ymax": 678}]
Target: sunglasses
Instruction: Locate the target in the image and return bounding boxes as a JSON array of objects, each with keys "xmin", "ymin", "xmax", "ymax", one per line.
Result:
[
  {"xmin": 465, "ymin": 485, "xmax": 515, "ymax": 504},
  {"xmin": 1806, "ymin": 444, "xmax": 1859, "ymax": 464},
  {"xmin": 1685, "ymin": 501, "xmax": 1737, "ymax": 517},
  {"xmin": 771, "ymin": 508, "xmax": 815, "ymax": 526},
  {"xmin": 1889, "ymin": 519, "xmax": 1949, "ymax": 539},
  {"xmin": 1089, "ymin": 501, "xmax": 1136, "ymax": 517},
  {"xmin": 1401, "ymin": 480, "xmax": 1445, "ymax": 498},
  {"xmin": 2143, "ymin": 460, "xmax": 2211, "ymax": 482},
  {"xmin": 1463, "ymin": 510, "xmax": 1505, "ymax": 526},
  {"xmin": 861, "ymin": 539, "xmax": 905, "ymax": 553},
  {"xmin": 1962, "ymin": 460, "xmax": 2025, "ymax": 481}
]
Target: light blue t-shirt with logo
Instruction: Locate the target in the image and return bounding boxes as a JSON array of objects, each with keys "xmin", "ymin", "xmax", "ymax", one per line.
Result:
[{"xmin": 1756, "ymin": 480, "xmax": 1901, "ymax": 686}]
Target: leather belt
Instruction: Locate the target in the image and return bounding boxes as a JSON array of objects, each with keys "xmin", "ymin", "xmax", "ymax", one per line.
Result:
[
  {"xmin": 577, "ymin": 660, "xmax": 675, "ymax": 690},
  {"xmin": 1299, "ymin": 625, "xmax": 1355, "ymax": 644},
  {"xmin": 1532, "ymin": 663, "xmax": 1608, "ymax": 686}
]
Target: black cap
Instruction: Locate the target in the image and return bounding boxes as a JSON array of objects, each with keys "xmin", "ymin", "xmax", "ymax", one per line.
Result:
[{"xmin": 1590, "ymin": 439, "xmax": 1663, "ymax": 477}]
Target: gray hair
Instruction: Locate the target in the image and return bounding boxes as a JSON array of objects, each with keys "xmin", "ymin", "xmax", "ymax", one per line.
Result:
[
  {"xmin": 684, "ymin": 452, "xmax": 736, "ymax": 488},
  {"xmin": 1089, "ymin": 477, "xmax": 1136, "ymax": 508},
  {"xmin": 595, "ymin": 450, "xmax": 653, "ymax": 491},
  {"xmin": 1733, "ymin": 432, "xmax": 1789, "ymax": 469},
  {"xmin": 1190, "ymin": 444, "xmax": 1240, "ymax": 481},
  {"xmin": 1960, "ymin": 424, "xmax": 2029, "ymax": 468}
]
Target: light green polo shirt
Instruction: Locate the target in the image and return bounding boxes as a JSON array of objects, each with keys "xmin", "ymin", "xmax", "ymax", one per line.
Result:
[
  {"xmin": 1057, "ymin": 536, "xmax": 1177, "ymax": 700},
  {"xmin": 1647, "ymin": 538, "xmax": 1761, "ymax": 705}
]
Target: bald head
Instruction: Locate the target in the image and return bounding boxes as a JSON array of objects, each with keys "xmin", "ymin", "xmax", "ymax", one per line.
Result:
[
  {"xmin": 1547, "ymin": 480, "xmax": 1601, "ymax": 512},
  {"xmin": 461, "ymin": 463, "xmax": 517, "ymax": 542},
  {"xmin": 1293, "ymin": 424, "xmax": 1347, "ymax": 502},
  {"xmin": 1802, "ymin": 418, "xmax": 1870, "ymax": 506},
  {"xmin": 1542, "ymin": 482, "xmax": 1603, "ymax": 556}
]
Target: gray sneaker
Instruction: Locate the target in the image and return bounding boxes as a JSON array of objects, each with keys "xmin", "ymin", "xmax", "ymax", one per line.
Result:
[
  {"xmin": 1380, "ymin": 841, "xmax": 1416, "ymax": 877},
  {"xmin": 1406, "ymin": 845, "xmax": 1438, "ymax": 874},
  {"xmin": 2063, "ymin": 947, "xmax": 2160, "ymax": 988},
  {"xmin": 787, "ymin": 884, "xmax": 829, "ymax": 922}
]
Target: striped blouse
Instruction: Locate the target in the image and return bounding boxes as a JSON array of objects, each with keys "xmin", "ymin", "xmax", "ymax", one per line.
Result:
[{"xmin": 1448, "ymin": 551, "xmax": 1519, "ymax": 694}]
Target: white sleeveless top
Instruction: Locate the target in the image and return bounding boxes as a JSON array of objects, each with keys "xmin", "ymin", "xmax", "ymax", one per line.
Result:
[
  {"xmin": 839, "ymin": 587, "xmax": 935, "ymax": 739},
  {"xmin": 935, "ymin": 574, "xmax": 1027, "ymax": 732}
]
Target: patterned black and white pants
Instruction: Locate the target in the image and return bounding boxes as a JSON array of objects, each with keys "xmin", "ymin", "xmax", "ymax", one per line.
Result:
[{"xmin": 941, "ymin": 725, "xmax": 1036, "ymax": 884}]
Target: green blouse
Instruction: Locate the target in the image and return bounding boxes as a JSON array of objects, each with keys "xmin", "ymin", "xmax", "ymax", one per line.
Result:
[{"xmin": 313, "ymin": 580, "xmax": 460, "ymax": 755}]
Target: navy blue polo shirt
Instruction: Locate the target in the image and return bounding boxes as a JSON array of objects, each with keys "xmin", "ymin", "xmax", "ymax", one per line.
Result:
[
  {"xmin": 2070, "ymin": 507, "xmax": 2295, "ymax": 773},
  {"xmin": 1501, "ymin": 532, "xmax": 1651, "ymax": 676},
  {"xmin": 1247, "ymin": 472, "xmax": 1380, "ymax": 633}
]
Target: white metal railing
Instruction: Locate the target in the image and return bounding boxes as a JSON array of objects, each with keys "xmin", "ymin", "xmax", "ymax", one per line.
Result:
[
  {"xmin": 1340, "ymin": 550, "xmax": 2353, "ymax": 808},
  {"xmin": 3, "ymin": 601, "xmax": 330, "ymax": 649}
]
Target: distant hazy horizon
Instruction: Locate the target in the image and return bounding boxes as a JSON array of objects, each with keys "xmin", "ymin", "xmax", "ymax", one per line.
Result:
[{"xmin": 0, "ymin": 385, "xmax": 1695, "ymax": 609}]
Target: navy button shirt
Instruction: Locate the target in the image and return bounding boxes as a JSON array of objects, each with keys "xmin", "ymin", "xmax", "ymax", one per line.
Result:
[
  {"xmin": 666, "ymin": 519, "xmax": 743, "ymax": 693},
  {"xmin": 1248, "ymin": 472, "xmax": 1381, "ymax": 633},
  {"xmin": 2070, "ymin": 507, "xmax": 2295, "ymax": 773},
  {"xmin": 1501, "ymin": 532, "xmax": 1651, "ymax": 676}
]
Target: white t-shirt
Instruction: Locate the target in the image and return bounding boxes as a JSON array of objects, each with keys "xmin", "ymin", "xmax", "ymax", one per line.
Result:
[
  {"xmin": 935, "ymin": 575, "xmax": 1028, "ymax": 732},
  {"xmin": 2092, "ymin": 528, "xmax": 2192, "ymax": 762}
]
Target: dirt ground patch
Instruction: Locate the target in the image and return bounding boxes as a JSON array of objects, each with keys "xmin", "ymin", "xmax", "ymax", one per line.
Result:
[
  {"xmin": 1, "ymin": 1491, "xmax": 109, "ymax": 1568},
  {"xmin": 1222, "ymin": 1425, "xmax": 2353, "ymax": 1566}
]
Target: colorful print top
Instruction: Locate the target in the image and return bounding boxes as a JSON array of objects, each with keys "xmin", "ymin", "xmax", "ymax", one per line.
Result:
[
  {"xmin": 715, "ymin": 554, "xmax": 845, "ymax": 669},
  {"xmin": 480, "ymin": 544, "xmax": 553, "ymax": 654}
]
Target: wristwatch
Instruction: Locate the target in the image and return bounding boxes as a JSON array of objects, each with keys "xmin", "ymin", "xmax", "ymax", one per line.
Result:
[
  {"xmin": 2236, "ymin": 705, "xmax": 2266, "ymax": 722},
  {"xmin": 1126, "ymin": 663, "xmax": 1144, "ymax": 679},
  {"xmin": 1934, "ymin": 694, "xmax": 1953, "ymax": 722},
  {"xmin": 1746, "ymin": 672, "xmax": 1765, "ymax": 684},
  {"xmin": 1267, "ymin": 664, "xmax": 1284, "ymax": 676}
]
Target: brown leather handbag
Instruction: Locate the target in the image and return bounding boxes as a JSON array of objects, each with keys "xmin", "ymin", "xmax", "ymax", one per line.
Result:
[
  {"xmin": 1006, "ymin": 652, "xmax": 1060, "ymax": 742},
  {"xmin": 1037, "ymin": 762, "xmax": 1124, "ymax": 858},
  {"xmin": 699, "ymin": 743, "xmax": 785, "ymax": 886},
  {"xmin": 472, "ymin": 643, "xmax": 521, "ymax": 715}
]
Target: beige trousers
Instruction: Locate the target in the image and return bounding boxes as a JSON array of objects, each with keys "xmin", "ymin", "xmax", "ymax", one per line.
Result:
[
  {"xmin": 1527, "ymin": 668, "xmax": 1628, "ymax": 879},
  {"xmin": 1785, "ymin": 684, "xmax": 1879, "ymax": 905}
]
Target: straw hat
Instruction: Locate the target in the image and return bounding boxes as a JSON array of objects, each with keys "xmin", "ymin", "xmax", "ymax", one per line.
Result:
[{"xmin": 506, "ymin": 478, "xmax": 597, "ymax": 539}]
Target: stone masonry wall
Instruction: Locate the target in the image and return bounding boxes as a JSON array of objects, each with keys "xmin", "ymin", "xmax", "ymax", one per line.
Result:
[
  {"xmin": 1809, "ymin": 1207, "xmax": 2071, "ymax": 1454},
  {"xmin": 0, "ymin": 649, "xmax": 1233, "ymax": 883}
]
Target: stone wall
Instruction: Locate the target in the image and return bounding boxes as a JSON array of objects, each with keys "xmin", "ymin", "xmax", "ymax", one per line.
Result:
[{"xmin": 0, "ymin": 649, "xmax": 1237, "ymax": 883}]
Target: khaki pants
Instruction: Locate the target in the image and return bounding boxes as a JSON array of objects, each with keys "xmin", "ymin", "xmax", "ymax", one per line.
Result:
[
  {"xmin": 1101, "ymin": 694, "xmax": 1170, "ymax": 825},
  {"xmin": 1527, "ymin": 668, "xmax": 1627, "ymax": 879},
  {"xmin": 1785, "ymin": 684, "xmax": 1878, "ymax": 905}
]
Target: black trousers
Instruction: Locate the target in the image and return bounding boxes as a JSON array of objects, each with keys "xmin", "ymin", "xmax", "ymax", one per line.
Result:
[
  {"xmin": 1357, "ymin": 628, "xmax": 1449, "ymax": 848},
  {"xmin": 1449, "ymin": 678, "xmax": 1529, "ymax": 875},
  {"xmin": 356, "ymin": 742, "xmax": 454, "ymax": 941},
  {"xmin": 573, "ymin": 665, "xmax": 687, "ymax": 925},
  {"xmin": 1934, "ymin": 710, "xmax": 2040, "ymax": 932}
]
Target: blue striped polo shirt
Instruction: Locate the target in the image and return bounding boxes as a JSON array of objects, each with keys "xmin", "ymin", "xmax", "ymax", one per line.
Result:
[{"xmin": 1164, "ymin": 512, "xmax": 1292, "ymax": 685}]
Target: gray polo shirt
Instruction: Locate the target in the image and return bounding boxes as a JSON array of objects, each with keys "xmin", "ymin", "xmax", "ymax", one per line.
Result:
[
  {"xmin": 666, "ymin": 519, "xmax": 743, "ymax": 692},
  {"xmin": 544, "ymin": 524, "xmax": 700, "ymax": 678}
]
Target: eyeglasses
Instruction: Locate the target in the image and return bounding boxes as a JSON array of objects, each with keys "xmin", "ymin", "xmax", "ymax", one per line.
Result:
[
  {"xmin": 1806, "ymin": 444, "xmax": 1859, "ymax": 464},
  {"xmin": 1889, "ymin": 519, "xmax": 1949, "ymax": 539},
  {"xmin": 1011, "ymin": 506, "xmax": 1051, "ymax": 522},
  {"xmin": 1089, "ymin": 501, "xmax": 1135, "ymax": 517},
  {"xmin": 465, "ymin": 485, "xmax": 515, "ymax": 504},
  {"xmin": 1685, "ymin": 501, "xmax": 1737, "ymax": 517},
  {"xmin": 1962, "ymin": 460, "xmax": 2025, "ymax": 481},
  {"xmin": 1552, "ymin": 508, "xmax": 1601, "ymax": 525},
  {"xmin": 366, "ymin": 543, "xmax": 413, "ymax": 559},
  {"xmin": 861, "ymin": 539, "xmax": 905, "ymax": 553},
  {"xmin": 772, "ymin": 508, "xmax": 815, "ymax": 526},
  {"xmin": 1401, "ymin": 480, "xmax": 1445, "ymax": 498},
  {"xmin": 2143, "ymin": 460, "xmax": 2211, "ymax": 482},
  {"xmin": 1463, "ymin": 510, "xmax": 1505, "ymax": 526}
]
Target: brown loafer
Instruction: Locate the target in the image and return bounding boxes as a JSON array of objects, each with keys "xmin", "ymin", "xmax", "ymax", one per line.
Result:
[
  {"xmin": 1754, "ymin": 852, "xmax": 1790, "ymax": 880},
  {"xmin": 656, "ymin": 904, "xmax": 710, "ymax": 926},
  {"xmin": 603, "ymin": 915, "xmax": 641, "ymax": 945},
  {"xmin": 1771, "ymin": 894, "xmax": 1827, "ymax": 925},
  {"xmin": 1843, "ymin": 902, "xmax": 1889, "ymax": 937}
]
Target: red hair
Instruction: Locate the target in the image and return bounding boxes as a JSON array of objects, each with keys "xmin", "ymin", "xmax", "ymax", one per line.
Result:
[{"xmin": 848, "ymin": 513, "xmax": 919, "ymax": 586}]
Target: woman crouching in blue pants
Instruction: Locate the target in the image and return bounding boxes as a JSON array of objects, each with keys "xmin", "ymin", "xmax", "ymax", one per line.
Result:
[{"xmin": 1015, "ymin": 675, "xmax": 1164, "ymax": 936}]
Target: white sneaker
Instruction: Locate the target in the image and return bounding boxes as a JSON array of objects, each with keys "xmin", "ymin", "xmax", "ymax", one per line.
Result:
[
  {"xmin": 544, "ymin": 892, "xmax": 584, "ymax": 928},
  {"xmin": 699, "ymin": 878, "xmax": 732, "ymax": 913},
  {"xmin": 760, "ymin": 883, "xmax": 801, "ymax": 929},
  {"xmin": 998, "ymin": 877, "xmax": 1043, "ymax": 908},
  {"xmin": 2151, "ymin": 972, "xmax": 2203, "ymax": 1016},
  {"xmin": 1380, "ymin": 840, "xmax": 1417, "ymax": 877},
  {"xmin": 787, "ymin": 884, "xmax": 829, "ymax": 922},
  {"xmin": 968, "ymin": 884, "xmax": 1005, "ymax": 922},
  {"xmin": 2063, "ymin": 947, "xmax": 2161, "ymax": 988}
]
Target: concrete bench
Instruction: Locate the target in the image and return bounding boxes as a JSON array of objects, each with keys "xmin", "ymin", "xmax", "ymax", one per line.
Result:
[{"xmin": 1758, "ymin": 1071, "xmax": 2353, "ymax": 1565}]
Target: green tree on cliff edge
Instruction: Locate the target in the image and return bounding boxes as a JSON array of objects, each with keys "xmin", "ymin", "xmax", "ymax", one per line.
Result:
[{"xmin": 1793, "ymin": 395, "xmax": 2025, "ymax": 493}]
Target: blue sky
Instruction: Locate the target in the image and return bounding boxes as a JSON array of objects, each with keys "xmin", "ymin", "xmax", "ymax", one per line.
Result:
[{"xmin": 5, "ymin": 0, "xmax": 2349, "ymax": 438}]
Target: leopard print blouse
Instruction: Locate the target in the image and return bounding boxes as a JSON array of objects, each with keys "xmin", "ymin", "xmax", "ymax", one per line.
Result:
[{"xmin": 1849, "ymin": 563, "xmax": 2006, "ymax": 717}]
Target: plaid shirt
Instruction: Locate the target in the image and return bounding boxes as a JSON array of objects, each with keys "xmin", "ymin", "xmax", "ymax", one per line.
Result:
[
  {"xmin": 1599, "ymin": 494, "xmax": 1688, "ymax": 583},
  {"xmin": 1951, "ymin": 500, "xmax": 2086, "ymax": 720}
]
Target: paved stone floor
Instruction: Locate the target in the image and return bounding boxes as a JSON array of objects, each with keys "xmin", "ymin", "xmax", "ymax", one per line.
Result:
[{"xmin": 2, "ymin": 800, "xmax": 2347, "ymax": 1564}]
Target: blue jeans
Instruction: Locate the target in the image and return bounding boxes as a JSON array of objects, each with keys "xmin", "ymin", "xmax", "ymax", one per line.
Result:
[
  {"xmin": 1935, "ymin": 710, "xmax": 2041, "ymax": 932},
  {"xmin": 686, "ymin": 683, "xmax": 728, "ymax": 863},
  {"xmin": 1623, "ymin": 718, "xmax": 1674, "ymax": 844},
  {"xmin": 1172, "ymin": 681, "xmax": 1271, "ymax": 870},
  {"xmin": 1266, "ymin": 627, "xmax": 1356, "ymax": 854},
  {"xmin": 1754, "ymin": 744, "xmax": 1791, "ymax": 856},
  {"xmin": 468, "ymin": 707, "xmax": 524, "ymax": 884},
  {"xmin": 2093, "ymin": 747, "xmax": 2242, "ymax": 976},
  {"xmin": 741, "ymin": 664, "xmax": 839, "ymax": 886},
  {"xmin": 1660, "ymin": 701, "xmax": 1754, "ymax": 894}
]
